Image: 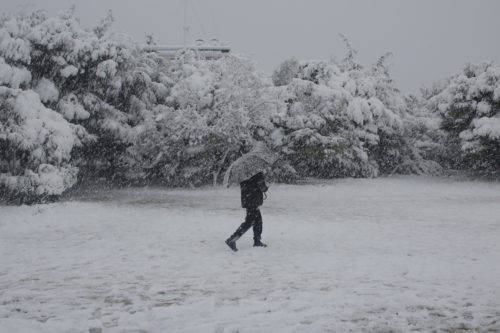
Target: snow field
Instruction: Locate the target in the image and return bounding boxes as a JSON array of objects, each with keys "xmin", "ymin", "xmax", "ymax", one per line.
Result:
[{"xmin": 1, "ymin": 177, "xmax": 499, "ymax": 332}]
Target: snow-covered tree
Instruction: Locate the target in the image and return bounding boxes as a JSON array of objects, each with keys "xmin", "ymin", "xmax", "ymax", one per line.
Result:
[
  {"xmin": 0, "ymin": 8, "xmax": 172, "ymax": 202},
  {"xmin": 426, "ymin": 61, "xmax": 500, "ymax": 173},
  {"xmin": 0, "ymin": 87, "xmax": 85, "ymax": 203},
  {"xmin": 0, "ymin": 11, "xmax": 88, "ymax": 202},
  {"xmin": 129, "ymin": 53, "xmax": 278, "ymax": 186},
  {"xmin": 23, "ymin": 9, "xmax": 170, "ymax": 181},
  {"xmin": 272, "ymin": 57, "xmax": 299, "ymax": 87},
  {"xmin": 396, "ymin": 94, "xmax": 444, "ymax": 174},
  {"xmin": 269, "ymin": 45, "xmax": 430, "ymax": 178}
]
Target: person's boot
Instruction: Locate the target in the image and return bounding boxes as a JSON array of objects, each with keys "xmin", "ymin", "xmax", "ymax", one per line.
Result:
[
  {"xmin": 253, "ymin": 240, "xmax": 267, "ymax": 247},
  {"xmin": 225, "ymin": 238, "xmax": 238, "ymax": 252}
]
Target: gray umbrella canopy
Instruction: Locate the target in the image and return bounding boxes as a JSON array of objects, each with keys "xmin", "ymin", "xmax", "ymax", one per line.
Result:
[{"xmin": 223, "ymin": 144, "xmax": 277, "ymax": 187}]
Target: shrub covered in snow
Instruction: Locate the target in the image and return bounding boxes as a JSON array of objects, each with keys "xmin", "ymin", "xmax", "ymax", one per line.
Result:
[{"xmin": 427, "ymin": 62, "xmax": 500, "ymax": 173}]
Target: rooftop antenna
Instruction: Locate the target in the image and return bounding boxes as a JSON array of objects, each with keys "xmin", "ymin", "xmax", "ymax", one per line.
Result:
[
  {"xmin": 183, "ymin": 0, "xmax": 190, "ymax": 48},
  {"xmin": 143, "ymin": 0, "xmax": 230, "ymax": 60}
]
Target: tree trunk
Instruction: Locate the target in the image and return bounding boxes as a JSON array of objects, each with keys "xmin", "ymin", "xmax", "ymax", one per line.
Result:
[
  {"xmin": 11, "ymin": 149, "xmax": 16, "ymax": 175},
  {"xmin": 213, "ymin": 148, "xmax": 230, "ymax": 187}
]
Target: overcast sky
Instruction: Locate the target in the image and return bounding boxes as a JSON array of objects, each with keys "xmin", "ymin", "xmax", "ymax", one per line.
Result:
[{"xmin": 2, "ymin": 0, "xmax": 500, "ymax": 93}]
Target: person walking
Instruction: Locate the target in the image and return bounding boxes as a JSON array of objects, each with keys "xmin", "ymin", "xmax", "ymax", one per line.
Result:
[{"xmin": 225, "ymin": 171, "xmax": 269, "ymax": 252}]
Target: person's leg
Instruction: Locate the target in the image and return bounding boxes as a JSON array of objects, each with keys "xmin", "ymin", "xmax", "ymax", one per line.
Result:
[
  {"xmin": 252, "ymin": 208, "xmax": 267, "ymax": 247},
  {"xmin": 252, "ymin": 208, "xmax": 262, "ymax": 242},
  {"xmin": 229, "ymin": 218, "xmax": 252, "ymax": 241},
  {"xmin": 225, "ymin": 208, "xmax": 253, "ymax": 251}
]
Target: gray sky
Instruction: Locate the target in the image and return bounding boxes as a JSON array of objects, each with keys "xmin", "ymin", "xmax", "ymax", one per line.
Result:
[{"xmin": 2, "ymin": 0, "xmax": 500, "ymax": 93}]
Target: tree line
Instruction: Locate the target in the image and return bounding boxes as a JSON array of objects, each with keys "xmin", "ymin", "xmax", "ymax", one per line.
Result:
[{"xmin": 1, "ymin": 9, "xmax": 499, "ymax": 203}]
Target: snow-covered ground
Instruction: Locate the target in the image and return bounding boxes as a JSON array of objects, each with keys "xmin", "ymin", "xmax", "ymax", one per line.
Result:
[{"xmin": 1, "ymin": 176, "xmax": 499, "ymax": 333}]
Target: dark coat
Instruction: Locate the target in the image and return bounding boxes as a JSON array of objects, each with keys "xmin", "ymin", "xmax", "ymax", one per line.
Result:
[{"xmin": 240, "ymin": 172, "xmax": 268, "ymax": 208}]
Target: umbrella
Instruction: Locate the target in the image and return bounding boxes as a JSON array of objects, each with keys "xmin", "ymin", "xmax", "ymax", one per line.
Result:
[{"xmin": 223, "ymin": 145, "xmax": 278, "ymax": 187}]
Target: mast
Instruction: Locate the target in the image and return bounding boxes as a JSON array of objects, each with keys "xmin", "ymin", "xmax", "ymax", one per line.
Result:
[
  {"xmin": 143, "ymin": 0, "xmax": 230, "ymax": 59},
  {"xmin": 183, "ymin": 0, "xmax": 189, "ymax": 48}
]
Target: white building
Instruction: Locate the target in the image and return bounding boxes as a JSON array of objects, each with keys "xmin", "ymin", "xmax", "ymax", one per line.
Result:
[{"xmin": 144, "ymin": 39, "xmax": 230, "ymax": 60}]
